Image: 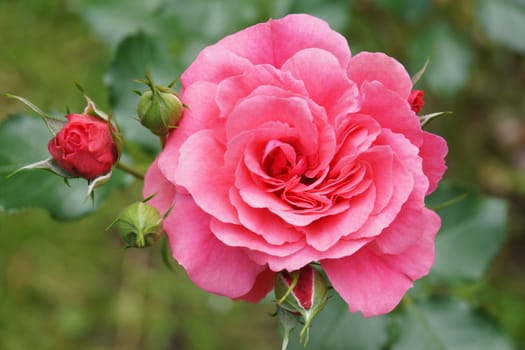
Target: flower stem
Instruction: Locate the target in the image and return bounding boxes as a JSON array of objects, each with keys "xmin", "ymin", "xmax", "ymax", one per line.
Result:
[
  {"xmin": 281, "ymin": 335, "xmax": 289, "ymax": 350},
  {"xmin": 159, "ymin": 134, "xmax": 167, "ymax": 148},
  {"xmin": 116, "ymin": 161, "xmax": 145, "ymax": 180}
]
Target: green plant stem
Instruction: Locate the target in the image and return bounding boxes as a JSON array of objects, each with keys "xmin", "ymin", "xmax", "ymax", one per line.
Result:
[
  {"xmin": 116, "ymin": 161, "xmax": 145, "ymax": 180},
  {"xmin": 159, "ymin": 134, "xmax": 167, "ymax": 148}
]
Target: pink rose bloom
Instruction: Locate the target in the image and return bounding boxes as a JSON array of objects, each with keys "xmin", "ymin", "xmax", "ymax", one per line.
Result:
[{"xmin": 143, "ymin": 14, "xmax": 447, "ymax": 316}]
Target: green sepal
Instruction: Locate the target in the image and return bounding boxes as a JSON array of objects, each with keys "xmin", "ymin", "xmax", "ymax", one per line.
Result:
[
  {"xmin": 5, "ymin": 93, "xmax": 66, "ymax": 135},
  {"xmin": 7, "ymin": 157, "xmax": 75, "ymax": 179},
  {"xmin": 108, "ymin": 113, "xmax": 124, "ymax": 160},
  {"xmin": 86, "ymin": 169, "xmax": 114, "ymax": 199},
  {"xmin": 76, "ymin": 85, "xmax": 124, "ymax": 160},
  {"xmin": 420, "ymin": 111, "xmax": 453, "ymax": 127},
  {"xmin": 411, "ymin": 57, "xmax": 430, "ymax": 85},
  {"xmin": 276, "ymin": 271, "xmax": 301, "ymax": 308},
  {"xmin": 76, "ymin": 83, "xmax": 109, "ymax": 122}
]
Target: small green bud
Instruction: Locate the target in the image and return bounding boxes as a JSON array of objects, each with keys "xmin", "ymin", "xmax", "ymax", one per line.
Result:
[
  {"xmin": 137, "ymin": 73, "xmax": 184, "ymax": 136},
  {"xmin": 109, "ymin": 201, "xmax": 164, "ymax": 248}
]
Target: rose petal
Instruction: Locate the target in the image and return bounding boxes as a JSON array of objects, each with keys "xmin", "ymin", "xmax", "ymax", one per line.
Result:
[
  {"xmin": 143, "ymin": 159, "xmax": 176, "ymax": 213},
  {"xmin": 373, "ymin": 205, "xmax": 436, "ymax": 254},
  {"xmin": 225, "ymin": 94, "xmax": 317, "ymax": 146},
  {"xmin": 248, "ymin": 237, "xmax": 371, "ymax": 272},
  {"xmin": 159, "ymin": 81, "xmax": 222, "ymax": 184},
  {"xmin": 302, "ymin": 187, "xmax": 374, "ymax": 251},
  {"xmin": 181, "ymin": 44, "xmax": 253, "ymax": 87},
  {"xmin": 235, "ymin": 268, "xmax": 276, "ymax": 303},
  {"xmin": 166, "ymin": 193, "xmax": 263, "ymax": 298},
  {"xmin": 347, "ymin": 133, "xmax": 419, "ymax": 240},
  {"xmin": 216, "ymin": 64, "xmax": 307, "ymax": 117},
  {"xmin": 348, "ymin": 52, "xmax": 412, "ymax": 98},
  {"xmin": 419, "ymin": 131, "xmax": 448, "ymax": 194},
  {"xmin": 210, "ymin": 218, "xmax": 305, "ymax": 257},
  {"xmin": 219, "ymin": 14, "xmax": 351, "ymax": 68},
  {"xmin": 322, "ymin": 209, "xmax": 439, "ymax": 317},
  {"xmin": 332, "ymin": 114, "xmax": 381, "ymax": 167},
  {"xmin": 229, "ymin": 189, "xmax": 304, "ymax": 245},
  {"xmin": 281, "ymin": 48, "xmax": 359, "ymax": 118},
  {"xmin": 175, "ymin": 130, "xmax": 239, "ymax": 224},
  {"xmin": 357, "ymin": 81, "xmax": 422, "ymax": 147}
]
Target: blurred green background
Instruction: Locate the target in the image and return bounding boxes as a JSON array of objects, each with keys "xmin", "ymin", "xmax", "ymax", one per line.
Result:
[{"xmin": 1, "ymin": 0, "xmax": 524, "ymax": 349}]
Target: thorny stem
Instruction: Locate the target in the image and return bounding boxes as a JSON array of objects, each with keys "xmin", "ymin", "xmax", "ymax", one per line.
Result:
[{"xmin": 116, "ymin": 161, "xmax": 145, "ymax": 180}]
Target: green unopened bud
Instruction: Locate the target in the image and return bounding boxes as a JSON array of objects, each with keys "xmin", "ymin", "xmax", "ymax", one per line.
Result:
[
  {"xmin": 137, "ymin": 73, "xmax": 184, "ymax": 136},
  {"xmin": 275, "ymin": 264, "xmax": 328, "ymax": 347},
  {"xmin": 108, "ymin": 201, "xmax": 164, "ymax": 248}
]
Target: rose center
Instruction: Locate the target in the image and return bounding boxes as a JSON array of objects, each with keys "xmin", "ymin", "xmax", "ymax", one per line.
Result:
[
  {"xmin": 262, "ymin": 140, "xmax": 306, "ymax": 180},
  {"xmin": 63, "ymin": 128, "xmax": 87, "ymax": 155},
  {"xmin": 67, "ymin": 131, "xmax": 83, "ymax": 146}
]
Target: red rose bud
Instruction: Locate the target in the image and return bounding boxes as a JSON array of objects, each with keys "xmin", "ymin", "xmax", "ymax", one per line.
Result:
[
  {"xmin": 137, "ymin": 74, "xmax": 184, "ymax": 136},
  {"xmin": 48, "ymin": 114, "xmax": 118, "ymax": 180},
  {"xmin": 408, "ymin": 89, "xmax": 425, "ymax": 113},
  {"xmin": 108, "ymin": 201, "xmax": 164, "ymax": 248},
  {"xmin": 275, "ymin": 265, "xmax": 328, "ymax": 345}
]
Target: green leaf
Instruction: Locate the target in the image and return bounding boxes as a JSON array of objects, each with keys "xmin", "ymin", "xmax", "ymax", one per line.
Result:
[
  {"xmin": 288, "ymin": 291, "xmax": 390, "ymax": 350},
  {"xmin": 76, "ymin": 0, "xmax": 262, "ymax": 66},
  {"xmin": 393, "ymin": 298, "xmax": 515, "ymax": 350},
  {"xmin": 105, "ymin": 31, "xmax": 176, "ymax": 151},
  {"xmin": 0, "ymin": 114, "xmax": 131, "ymax": 220},
  {"xmin": 71, "ymin": 0, "xmax": 166, "ymax": 47},
  {"xmin": 477, "ymin": 0, "xmax": 525, "ymax": 53},
  {"xmin": 427, "ymin": 184, "xmax": 509, "ymax": 283}
]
